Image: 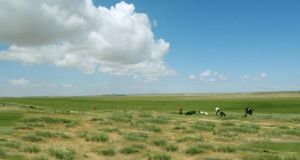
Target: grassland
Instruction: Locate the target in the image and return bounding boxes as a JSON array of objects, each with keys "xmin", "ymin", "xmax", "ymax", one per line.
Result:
[{"xmin": 0, "ymin": 92, "xmax": 299, "ymax": 160}]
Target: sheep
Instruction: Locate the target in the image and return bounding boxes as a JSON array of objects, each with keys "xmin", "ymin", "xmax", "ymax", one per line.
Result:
[{"xmin": 199, "ymin": 111, "xmax": 208, "ymax": 116}]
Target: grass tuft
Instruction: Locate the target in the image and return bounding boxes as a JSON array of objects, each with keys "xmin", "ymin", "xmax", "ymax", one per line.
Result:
[
  {"xmin": 216, "ymin": 145, "xmax": 236, "ymax": 153},
  {"xmin": 86, "ymin": 133, "xmax": 109, "ymax": 142},
  {"xmin": 148, "ymin": 152, "xmax": 171, "ymax": 160},
  {"xmin": 123, "ymin": 132, "xmax": 148, "ymax": 142},
  {"xmin": 49, "ymin": 147, "xmax": 75, "ymax": 160},
  {"xmin": 120, "ymin": 144, "xmax": 144, "ymax": 154},
  {"xmin": 23, "ymin": 144, "xmax": 40, "ymax": 153},
  {"xmin": 100, "ymin": 148, "xmax": 116, "ymax": 156},
  {"xmin": 185, "ymin": 145, "xmax": 205, "ymax": 155}
]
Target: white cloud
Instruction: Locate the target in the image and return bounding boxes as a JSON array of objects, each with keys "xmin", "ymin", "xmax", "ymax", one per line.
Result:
[
  {"xmin": 200, "ymin": 69, "xmax": 212, "ymax": 78},
  {"xmin": 260, "ymin": 73, "xmax": 267, "ymax": 78},
  {"xmin": 187, "ymin": 69, "xmax": 228, "ymax": 82},
  {"xmin": 199, "ymin": 69, "xmax": 227, "ymax": 82},
  {"xmin": 8, "ymin": 78, "xmax": 30, "ymax": 86},
  {"xmin": 42, "ymin": 82, "xmax": 57, "ymax": 88},
  {"xmin": 218, "ymin": 74, "xmax": 227, "ymax": 80},
  {"xmin": 0, "ymin": 0, "xmax": 174, "ymax": 80},
  {"xmin": 244, "ymin": 73, "xmax": 267, "ymax": 80},
  {"xmin": 189, "ymin": 74, "xmax": 196, "ymax": 80},
  {"xmin": 61, "ymin": 83, "xmax": 74, "ymax": 88}
]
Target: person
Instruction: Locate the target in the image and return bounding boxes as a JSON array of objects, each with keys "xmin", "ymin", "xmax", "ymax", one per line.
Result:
[
  {"xmin": 215, "ymin": 107, "xmax": 221, "ymax": 116},
  {"xmin": 178, "ymin": 107, "xmax": 183, "ymax": 114},
  {"xmin": 244, "ymin": 107, "xmax": 255, "ymax": 117}
]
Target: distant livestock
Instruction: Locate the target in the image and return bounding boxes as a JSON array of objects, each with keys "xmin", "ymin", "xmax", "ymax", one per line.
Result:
[
  {"xmin": 220, "ymin": 111, "xmax": 226, "ymax": 117},
  {"xmin": 244, "ymin": 107, "xmax": 255, "ymax": 117},
  {"xmin": 185, "ymin": 110, "xmax": 196, "ymax": 115},
  {"xmin": 199, "ymin": 111, "xmax": 208, "ymax": 116}
]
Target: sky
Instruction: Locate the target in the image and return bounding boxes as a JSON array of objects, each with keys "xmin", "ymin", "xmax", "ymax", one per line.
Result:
[{"xmin": 0, "ymin": 0, "xmax": 300, "ymax": 96}]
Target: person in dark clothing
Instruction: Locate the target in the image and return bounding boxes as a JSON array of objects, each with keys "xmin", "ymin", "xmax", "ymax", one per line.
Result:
[{"xmin": 244, "ymin": 107, "xmax": 255, "ymax": 117}]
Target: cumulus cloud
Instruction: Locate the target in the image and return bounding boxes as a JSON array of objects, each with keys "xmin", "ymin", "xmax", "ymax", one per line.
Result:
[
  {"xmin": 189, "ymin": 74, "xmax": 196, "ymax": 80},
  {"xmin": 243, "ymin": 73, "xmax": 267, "ymax": 80},
  {"xmin": 8, "ymin": 78, "xmax": 30, "ymax": 86},
  {"xmin": 189, "ymin": 69, "xmax": 227, "ymax": 82},
  {"xmin": 0, "ymin": 0, "xmax": 174, "ymax": 80},
  {"xmin": 199, "ymin": 69, "xmax": 227, "ymax": 82}
]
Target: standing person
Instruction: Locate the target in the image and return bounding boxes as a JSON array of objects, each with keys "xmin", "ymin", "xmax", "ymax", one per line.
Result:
[{"xmin": 178, "ymin": 107, "xmax": 183, "ymax": 114}]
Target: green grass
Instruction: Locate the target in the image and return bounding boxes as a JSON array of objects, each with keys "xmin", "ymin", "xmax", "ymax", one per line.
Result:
[
  {"xmin": 185, "ymin": 145, "xmax": 205, "ymax": 155},
  {"xmin": 148, "ymin": 153, "xmax": 171, "ymax": 160},
  {"xmin": 120, "ymin": 144, "xmax": 144, "ymax": 154},
  {"xmin": 24, "ymin": 117, "xmax": 72, "ymax": 124},
  {"xmin": 246, "ymin": 142, "xmax": 300, "ymax": 152},
  {"xmin": 100, "ymin": 148, "xmax": 116, "ymax": 156},
  {"xmin": 0, "ymin": 147, "xmax": 6, "ymax": 157},
  {"xmin": 86, "ymin": 133, "xmax": 109, "ymax": 142},
  {"xmin": 23, "ymin": 144, "xmax": 40, "ymax": 153},
  {"xmin": 0, "ymin": 112, "xmax": 23, "ymax": 127},
  {"xmin": 165, "ymin": 144, "xmax": 178, "ymax": 152},
  {"xmin": 1, "ymin": 92, "xmax": 300, "ymax": 159},
  {"xmin": 1, "ymin": 92, "xmax": 300, "ymax": 113},
  {"xmin": 153, "ymin": 139, "xmax": 167, "ymax": 146},
  {"xmin": 216, "ymin": 145, "xmax": 236, "ymax": 153},
  {"xmin": 123, "ymin": 132, "xmax": 148, "ymax": 142},
  {"xmin": 49, "ymin": 147, "xmax": 75, "ymax": 160},
  {"xmin": 0, "ymin": 141, "xmax": 21, "ymax": 149}
]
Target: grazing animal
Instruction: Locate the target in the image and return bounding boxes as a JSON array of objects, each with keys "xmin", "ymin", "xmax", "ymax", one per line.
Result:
[
  {"xmin": 185, "ymin": 110, "xmax": 196, "ymax": 115},
  {"xmin": 29, "ymin": 106, "xmax": 36, "ymax": 109},
  {"xmin": 178, "ymin": 107, "xmax": 183, "ymax": 114},
  {"xmin": 200, "ymin": 111, "xmax": 208, "ymax": 116},
  {"xmin": 220, "ymin": 111, "xmax": 226, "ymax": 117},
  {"xmin": 244, "ymin": 107, "xmax": 255, "ymax": 117},
  {"xmin": 215, "ymin": 107, "xmax": 221, "ymax": 116}
]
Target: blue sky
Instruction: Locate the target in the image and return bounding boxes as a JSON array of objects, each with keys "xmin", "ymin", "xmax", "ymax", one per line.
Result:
[{"xmin": 0, "ymin": 0, "xmax": 300, "ymax": 96}]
